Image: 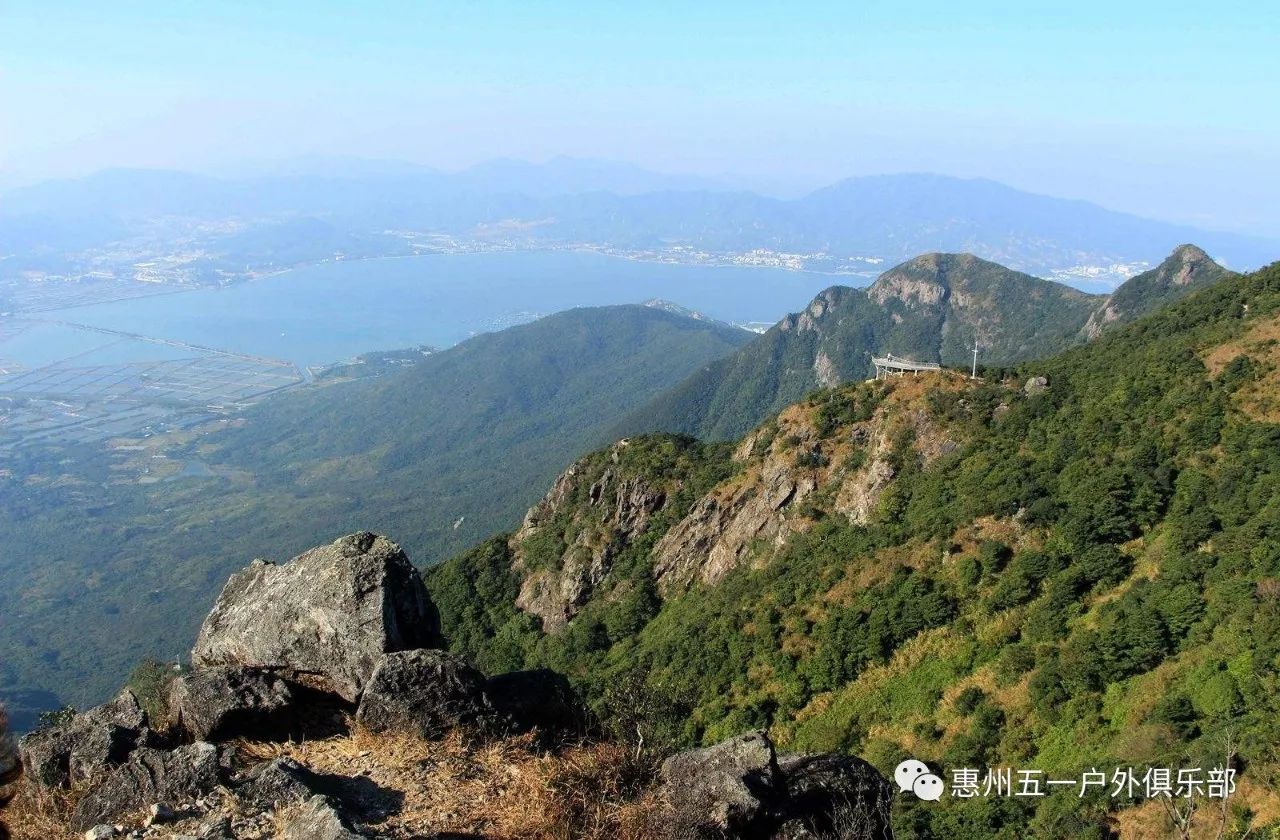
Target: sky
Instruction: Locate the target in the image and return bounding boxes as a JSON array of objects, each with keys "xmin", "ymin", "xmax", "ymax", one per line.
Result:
[{"xmin": 3, "ymin": 1, "xmax": 1278, "ymax": 235}]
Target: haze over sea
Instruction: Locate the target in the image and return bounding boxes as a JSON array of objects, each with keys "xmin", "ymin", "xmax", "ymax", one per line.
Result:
[{"xmin": 5, "ymin": 252, "xmax": 847, "ymax": 370}]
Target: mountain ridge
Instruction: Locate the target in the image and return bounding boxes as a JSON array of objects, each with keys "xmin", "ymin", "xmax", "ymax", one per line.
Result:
[
  {"xmin": 429, "ymin": 255, "xmax": 1280, "ymax": 837},
  {"xmin": 623, "ymin": 245, "xmax": 1235, "ymax": 440},
  {"xmin": 3, "ymin": 168, "xmax": 1274, "ymax": 280}
]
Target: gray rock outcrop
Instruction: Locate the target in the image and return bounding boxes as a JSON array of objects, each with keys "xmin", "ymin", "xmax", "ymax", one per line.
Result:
[
  {"xmin": 512, "ymin": 444, "xmax": 670, "ymax": 631},
  {"xmin": 192, "ymin": 532, "xmax": 441, "ymax": 702},
  {"xmin": 16, "ymin": 531, "xmax": 600, "ymax": 837},
  {"xmin": 169, "ymin": 666, "xmax": 296, "ymax": 742},
  {"xmin": 19, "ymin": 689, "xmax": 150, "ymax": 789},
  {"xmin": 661, "ymin": 731, "xmax": 782, "ymax": 835},
  {"xmin": 1023, "ymin": 375, "xmax": 1049, "ymax": 395},
  {"xmin": 70, "ymin": 742, "xmax": 223, "ymax": 831},
  {"xmin": 280, "ymin": 794, "xmax": 366, "ymax": 839},
  {"xmin": 653, "ymin": 428, "xmax": 819, "ymax": 591},
  {"xmin": 354, "ymin": 649, "xmax": 490, "ymax": 739},
  {"xmin": 659, "ymin": 731, "xmax": 894, "ymax": 839}
]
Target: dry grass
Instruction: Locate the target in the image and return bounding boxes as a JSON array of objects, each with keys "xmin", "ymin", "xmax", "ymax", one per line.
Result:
[
  {"xmin": 5, "ymin": 782, "xmax": 81, "ymax": 840},
  {"xmin": 236, "ymin": 728, "xmax": 667, "ymax": 840},
  {"xmin": 1201, "ymin": 313, "xmax": 1280, "ymax": 421},
  {"xmin": 1113, "ymin": 785, "xmax": 1280, "ymax": 840},
  {"xmin": 4, "ymin": 728, "xmax": 672, "ymax": 840}
]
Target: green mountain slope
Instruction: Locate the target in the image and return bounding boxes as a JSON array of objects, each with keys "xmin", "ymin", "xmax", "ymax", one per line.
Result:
[
  {"xmin": 0, "ymin": 305, "xmax": 750, "ymax": 721},
  {"xmin": 429, "ymin": 257, "xmax": 1280, "ymax": 837},
  {"xmin": 626, "ymin": 245, "xmax": 1233, "ymax": 441},
  {"xmin": 1081, "ymin": 243, "xmax": 1234, "ymax": 338}
]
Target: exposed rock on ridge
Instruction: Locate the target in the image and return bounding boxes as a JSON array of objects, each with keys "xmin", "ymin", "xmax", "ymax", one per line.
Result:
[
  {"xmin": 192, "ymin": 532, "xmax": 441, "ymax": 702},
  {"xmin": 511, "ymin": 439, "xmax": 677, "ymax": 631},
  {"xmin": 623, "ymin": 245, "xmax": 1233, "ymax": 442},
  {"xmin": 651, "ymin": 375, "xmax": 962, "ymax": 592},
  {"xmin": 651, "ymin": 419, "xmax": 821, "ymax": 591},
  {"xmin": 1081, "ymin": 243, "xmax": 1234, "ymax": 339}
]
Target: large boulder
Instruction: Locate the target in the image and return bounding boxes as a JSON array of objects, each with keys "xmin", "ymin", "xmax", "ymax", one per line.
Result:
[
  {"xmin": 192, "ymin": 532, "xmax": 441, "ymax": 702},
  {"xmin": 1023, "ymin": 375, "xmax": 1049, "ymax": 395},
  {"xmin": 659, "ymin": 732, "xmax": 894, "ymax": 839},
  {"xmin": 354, "ymin": 650, "xmax": 490, "ymax": 739},
  {"xmin": 70, "ymin": 741, "xmax": 224, "ymax": 831},
  {"xmin": 169, "ymin": 666, "xmax": 296, "ymax": 742},
  {"xmin": 660, "ymin": 731, "xmax": 782, "ymax": 836},
  {"xmin": 774, "ymin": 754, "xmax": 894, "ymax": 840},
  {"xmin": 19, "ymin": 689, "xmax": 150, "ymax": 789}
]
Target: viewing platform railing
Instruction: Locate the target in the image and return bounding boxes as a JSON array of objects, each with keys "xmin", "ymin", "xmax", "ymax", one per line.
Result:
[{"xmin": 872, "ymin": 354, "xmax": 942, "ymax": 379}]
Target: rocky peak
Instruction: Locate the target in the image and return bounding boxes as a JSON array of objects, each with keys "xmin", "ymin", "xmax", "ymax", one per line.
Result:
[
  {"xmin": 777, "ymin": 286, "xmax": 846, "ymax": 333},
  {"xmin": 867, "ymin": 252, "xmax": 987, "ymax": 307},
  {"xmin": 1153, "ymin": 243, "xmax": 1220, "ymax": 286},
  {"xmin": 641, "ymin": 298, "xmax": 724, "ymax": 325},
  {"xmin": 1082, "ymin": 243, "xmax": 1233, "ymax": 339}
]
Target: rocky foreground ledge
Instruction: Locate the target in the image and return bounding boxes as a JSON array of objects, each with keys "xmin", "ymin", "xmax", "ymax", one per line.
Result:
[{"xmin": 8, "ymin": 532, "xmax": 892, "ymax": 839}]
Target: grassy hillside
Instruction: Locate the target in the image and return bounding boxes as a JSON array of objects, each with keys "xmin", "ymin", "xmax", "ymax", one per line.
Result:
[
  {"xmin": 430, "ymin": 259, "xmax": 1280, "ymax": 837},
  {"xmin": 0, "ymin": 305, "xmax": 750, "ymax": 721},
  {"xmin": 625, "ymin": 246, "xmax": 1233, "ymax": 441}
]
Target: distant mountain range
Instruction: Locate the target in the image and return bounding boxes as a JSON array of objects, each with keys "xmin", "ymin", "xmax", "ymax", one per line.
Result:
[
  {"xmin": 209, "ymin": 154, "xmax": 729, "ymax": 195},
  {"xmin": 622, "ymin": 244, "xmax": 1234, "ymax": 440},
  {"xmin": 3, "ymin": 161, "xmax": 1275, "ymax": 284}
]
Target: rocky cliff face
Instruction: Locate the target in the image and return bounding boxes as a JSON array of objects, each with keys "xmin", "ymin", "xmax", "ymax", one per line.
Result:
[
  {"xmin": 511, "ymin": 441, "xmax": 673, "ymax": 631},
  {"xmin": 866, "ymin": 252, "xmax": 963, "ymax": 307},
  {"xmin": 507, "ymin": 436, "xmax": 733, "ymax": 632},
  {"xmin": 651, "ymin": 375, "xmax": 963, "ymax": 593},
  {"xmin": 509, "ymin": 373, "xmax": 970, "ymax": 620}
]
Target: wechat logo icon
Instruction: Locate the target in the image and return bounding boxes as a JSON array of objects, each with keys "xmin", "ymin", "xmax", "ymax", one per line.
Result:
[{"xmin": 895, "ymin": 759, "xmax": 944, "ymax": 801}]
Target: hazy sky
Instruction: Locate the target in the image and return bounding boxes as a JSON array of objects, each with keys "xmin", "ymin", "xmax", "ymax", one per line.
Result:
[{"xmin": 3, "ymin": 1, "xmax": 1278, "ymax": 234}]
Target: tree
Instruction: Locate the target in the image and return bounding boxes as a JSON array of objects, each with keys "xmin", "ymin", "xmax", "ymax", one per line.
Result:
[
  {"xmin": 1155, "ymin": 730, "xmax": 1241, "ymax": 840},
  {"xmin": 595, "ymin": 667, "xmax": 691, "ymax": 769},
  {"xmin": 1167, "ymin": 469, "xmax": 1219, "ymax": 553}
]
